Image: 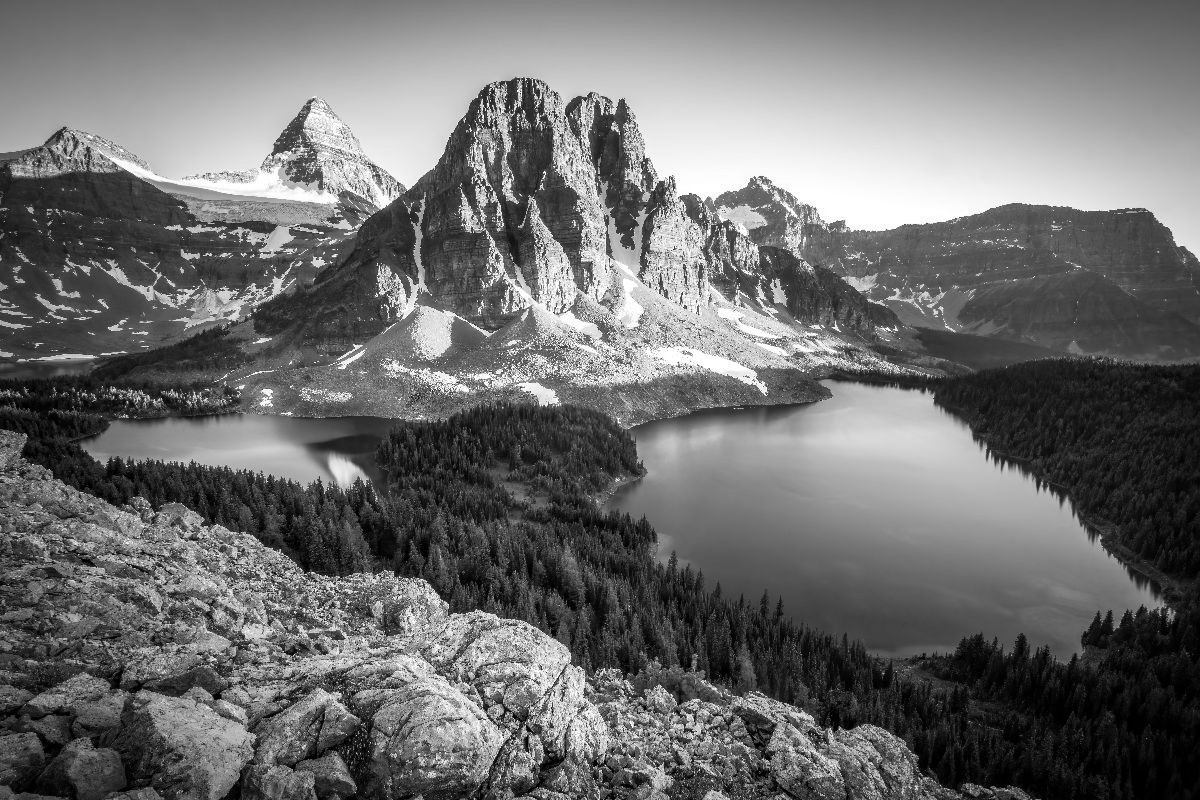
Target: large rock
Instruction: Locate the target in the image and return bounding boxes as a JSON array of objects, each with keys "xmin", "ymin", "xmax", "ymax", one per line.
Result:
[
  {"xmin": 252, "ymin": 689, "xmax": 360, "ymax": 767},
  {"xmin": 35, "ymin": 738, "xmax": 126, "ymax": 800},
  {"xmin": 765, "ymin": 723, "xmax": 846, "ymax": 800},
  {"xmin": 239, "ymin": 764, "xmax": 317, "ymax": 800},
  {"xmin": 111, "ymin": 691, "xmax": 254, "ymax": 800},
  {"xmin": 22, "ymin": 673, "xmax": 111, "ymax": 719},
  {"xmin": 358, "ymin": 674, "xmax": 505, "ymax": 800},
  {"xmin": 0, "ymin": 732, "xmax": 44, "ymax": 787},
  {"xmin": 420, "ymin": 611, "xmax": 606, "ymax": 779},
  {"xmin": 293, "ymin": 753, "xmax": 356, "ymax": 800}
]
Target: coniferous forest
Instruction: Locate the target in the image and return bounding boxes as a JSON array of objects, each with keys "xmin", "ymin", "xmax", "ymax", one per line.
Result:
[{"xmin": 4, "ymin": 360, "xmax": 1200, "ymax": 799}]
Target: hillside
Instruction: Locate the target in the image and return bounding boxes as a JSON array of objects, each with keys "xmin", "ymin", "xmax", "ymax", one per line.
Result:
[{"xmin": 0, "ymin": 429, "xmax": 1031, "ymax": 800}]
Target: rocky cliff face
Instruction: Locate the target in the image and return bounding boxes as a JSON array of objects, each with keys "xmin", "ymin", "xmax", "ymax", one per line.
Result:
[
  {"xmin": 715, "ymin": 176, "xmax": 828, "ymax": 258},
  {"xmin": 714, "ymin": 180, "xmax": 1200, "ymax": 358},
  {"xmin": 189, "ymin": 79, "xmax": 910, "ymax": 421},
  {"xmin": 190, "ymin": 99, "xmax": 404, "ymax": 210},
  {"xmin": 266, "ymin": 79, "xmax": 889, "ymax": 351},
  {"xmin": 0, "ymin": 429, "xmax": 1030, "ymax": 800},
  {"xmin": 0, "ymin": 102, "xmax": 402, "ymax": 361}
]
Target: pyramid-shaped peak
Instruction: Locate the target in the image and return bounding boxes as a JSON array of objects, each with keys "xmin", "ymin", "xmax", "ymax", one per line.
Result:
[
  {"xmin": 270, "ymin": 96, "xmax": 364, "ymax": 158},
  {"xmin": 41, "ymin": 127, "xmax": 149, "ymax": 171}
]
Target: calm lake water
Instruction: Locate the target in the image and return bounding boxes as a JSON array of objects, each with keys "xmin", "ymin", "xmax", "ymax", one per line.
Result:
[
  {"xmin": 607, "ymin": 381, "xmax": 1158, "ymax": 658},
  {"xmin": 84, "ymin": 414, "xmax": 397, "ymax": 488},
  {"xmin": 82, "ymin": 381, "xmax": 1158, "ymax": 657}
]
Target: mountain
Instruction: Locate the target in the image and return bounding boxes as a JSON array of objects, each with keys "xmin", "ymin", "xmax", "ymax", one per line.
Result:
[
  {"xmin": 210, "ymin": 78, "xmax": 906, "ymax": 419},
  {"xmin": 186, "ymin": 97, "xmax": 405, "ymax": 209},
  {"xmin": 0, "ymin": 428, "xmax": 1031, "ymax": 800},
  {"xmin": 0, "ymin": 101, "xmax": 402, "ymax": 362},
  {"xmin": 716, "ymin": 181, "xmax": 1200, "ymax": 358}
]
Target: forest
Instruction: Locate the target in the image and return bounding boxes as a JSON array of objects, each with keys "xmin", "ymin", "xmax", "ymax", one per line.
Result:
[
  {"xmin": 3, "ymin": 361, "xmax": 1199, "ymax": 798},
  {"xmin": 930, "ymin": 359, "xmax": 1200, "ymax": 799}
]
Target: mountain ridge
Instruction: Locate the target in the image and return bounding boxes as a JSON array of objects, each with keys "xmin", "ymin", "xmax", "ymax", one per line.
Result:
[
  {"xmin": 714, "ymin": 178, "xmax": 1200, "ymax": 357},
  {"xmin": 0, "ymin": 103, "xmax": 402, "ymax": 362}
]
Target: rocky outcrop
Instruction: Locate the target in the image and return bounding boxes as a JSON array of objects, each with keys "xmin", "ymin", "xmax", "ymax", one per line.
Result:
[{"xmin": 0, "ymin": 429, "xmax": 602, "ymax": 799}]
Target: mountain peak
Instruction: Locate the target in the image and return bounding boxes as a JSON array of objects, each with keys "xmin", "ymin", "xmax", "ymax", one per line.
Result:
[
  {"xmin": 28, "ymin": 127, "xmax": 151, "ymax": 178},
  {"xmin": 270, "ymin": 96, "xmax": 364, "ymax": 159},
  {"xmin": 464, "ymin": 78, "xmax": 565, "ymax": 128}
]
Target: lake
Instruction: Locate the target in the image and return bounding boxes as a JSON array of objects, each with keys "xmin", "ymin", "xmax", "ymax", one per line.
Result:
[
  {"xmin": 82, "ymin": 381, "xmax": 1157, "ymax": 657},
  {"xmin": 606, "ymin": 381, "xmax": 1158, "ymax": 657},
  {"xmin": 84, "ymin": 414, "xmax": 397, "ymax": 488}
]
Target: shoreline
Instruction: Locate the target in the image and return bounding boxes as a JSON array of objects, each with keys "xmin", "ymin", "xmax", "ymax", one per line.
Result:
[{"xmin": 935, "ymin": 398, "xmax": 1193, "ymax": 609}]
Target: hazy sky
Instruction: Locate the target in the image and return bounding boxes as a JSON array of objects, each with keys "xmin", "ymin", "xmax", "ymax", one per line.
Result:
[{"xmin": 3, "ymin": 0, "xmax": 1197, "ymax": 248}]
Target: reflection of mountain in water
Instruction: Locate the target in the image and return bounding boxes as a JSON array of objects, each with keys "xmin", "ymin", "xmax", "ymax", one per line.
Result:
[
  {"xmin": 326, "ymin": 452, "xmax": 370, "ymax": 487},
  {"xmin": 304, "ymin": 431, "xmax": 391, "ymax": 487}
]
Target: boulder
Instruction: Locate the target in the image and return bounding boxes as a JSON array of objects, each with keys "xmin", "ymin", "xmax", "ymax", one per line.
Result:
[
  {"xmin": 17, "ymin": 714, "xmax": 73, "ymax": 746},
  {"xmin": 252, "ymin": 689, "xmax": 360, "ymax": 767},
  {"xmin": 142, "ymin": 667, "xmax": 227, "ymax": 699},
  {"xmin": 239, "ymin": 765, "xmax": 317, "ymax": 800},
  {"xmin": 0, "ymin": 732, "xmax": 44, "ymax": 787},
  {"xmin": 103, "ymin": 791, "xmax": 163, "ymax": 800},
  {"xmin": 71, "ymin": 692, "xmax": 128, "ymax": 740},
  {"xmin": 0, "ymin": 685, "xmax": 34, "ymax": 715},
  {"xmin": 118, "ymin": 652, "xmax": 201, "ymax": 692},
  {"xmin": 35, "ymin": 738, "xmax": 126, "ymax": 800},
  {"xmin": 766, "ymin": 723, "xmax": 845, "ymax": 800},
  {"xmin": 22, "ymin": 673, "xmax": 111, "ymax": 719},
  {"xmin": 111, "ymin": 691, "xmax": 253, "ymax": 800},
  {"xmin": 293, "ymin": 754, "xmax": 356, "ymax": 800},
  {"xmin": 643, "ymin": 685, "xmax": 677, "ymax": 714},
  {"xmin": 829, "ymin": 725, "xmax": 928, "ymax": 800},
  {"xmin": 360, "ymin": 675, "xmax": 504, "ymax": 800}
]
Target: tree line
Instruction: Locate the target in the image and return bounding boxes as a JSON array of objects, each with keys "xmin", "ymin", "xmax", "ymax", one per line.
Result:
[{"xmin": 6, "ymin": 362, "xmax": 1200, "ymax": 798}]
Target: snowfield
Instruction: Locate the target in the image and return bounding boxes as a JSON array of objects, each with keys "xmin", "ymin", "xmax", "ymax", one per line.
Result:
[
  {"xmin": 654, "ymin": 347, "xmax": 768, "ymax": 395},
  {"xmin": 516, "ymin": 381, "xmax": 560, "ymax": 405}
]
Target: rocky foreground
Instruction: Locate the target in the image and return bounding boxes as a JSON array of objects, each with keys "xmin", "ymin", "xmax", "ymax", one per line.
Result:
[{"xmin": 0, "ymin": 430, "xmax": 1030, "ymax": 800}]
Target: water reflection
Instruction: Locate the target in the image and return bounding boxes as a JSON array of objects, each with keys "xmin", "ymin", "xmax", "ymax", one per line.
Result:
[
  {"xmin": 608, "ymin": 381, "xmax": 1159, "ymax": 658},
  {"xmin": 83, "ymin": 414, "xmax": 396, "ymax": 488}
]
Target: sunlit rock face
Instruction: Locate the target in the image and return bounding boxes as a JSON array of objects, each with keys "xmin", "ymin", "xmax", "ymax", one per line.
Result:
[
  {"xmin": 408, "ymin": 78, "xmax": 614, "ymax": 327},
  {"xmin": 192, "ymin": 98, "xmax": 405, "ymax": 210}
]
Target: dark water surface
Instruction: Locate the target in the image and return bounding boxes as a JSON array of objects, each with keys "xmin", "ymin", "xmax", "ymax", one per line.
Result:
[
  {"xmin": 84, "ymin": 414, "xmax": 396, "ymax": 488},
  {"xmin": 606, "ymin": 381, "xmax": 1157, "ymax": 657},
  {"xmin": 81, "ymin": 382, "xmax": 1156, "ymax": 657}
]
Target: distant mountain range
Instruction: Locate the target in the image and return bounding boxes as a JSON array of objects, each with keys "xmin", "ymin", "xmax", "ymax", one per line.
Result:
[
  {"xmin": 0, "ymin": 99, "xmax": 400, "ymax": 361},
  {"xmin": 4, "ymin": 77, "xmax": 1199, "ymax": 416},
  {"xmin": 716, "ymin": 177, "xmax": 1200, "ymax": 358}
]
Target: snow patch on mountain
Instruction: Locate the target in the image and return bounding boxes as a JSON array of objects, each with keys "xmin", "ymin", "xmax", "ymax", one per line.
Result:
[
  {"xmin": 654, "ymin": 347, "xmax": 767, "ymax": 394},
  {"xmin": 618, "ymin": 278, "xmax": 644, "ymax": 328},
  {"xmin": 110, "ymin": 155, "xmax": 339, "ymax": 204},
  {"xmin": 716, "ymin": 307, "xmax": 779, "ymax": 339},
  {"xmin": 516, "ymin": 381, "xmax": 560, "ymax": 405},
  {"xmin": 719, "ymin": 204, "xmax": 768, "ymax": 231}
]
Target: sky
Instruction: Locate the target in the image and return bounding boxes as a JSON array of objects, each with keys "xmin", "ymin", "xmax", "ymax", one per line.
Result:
[{"xmin": 2, "ymin": 0, "xmax": 1197, "ymax": 249}]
